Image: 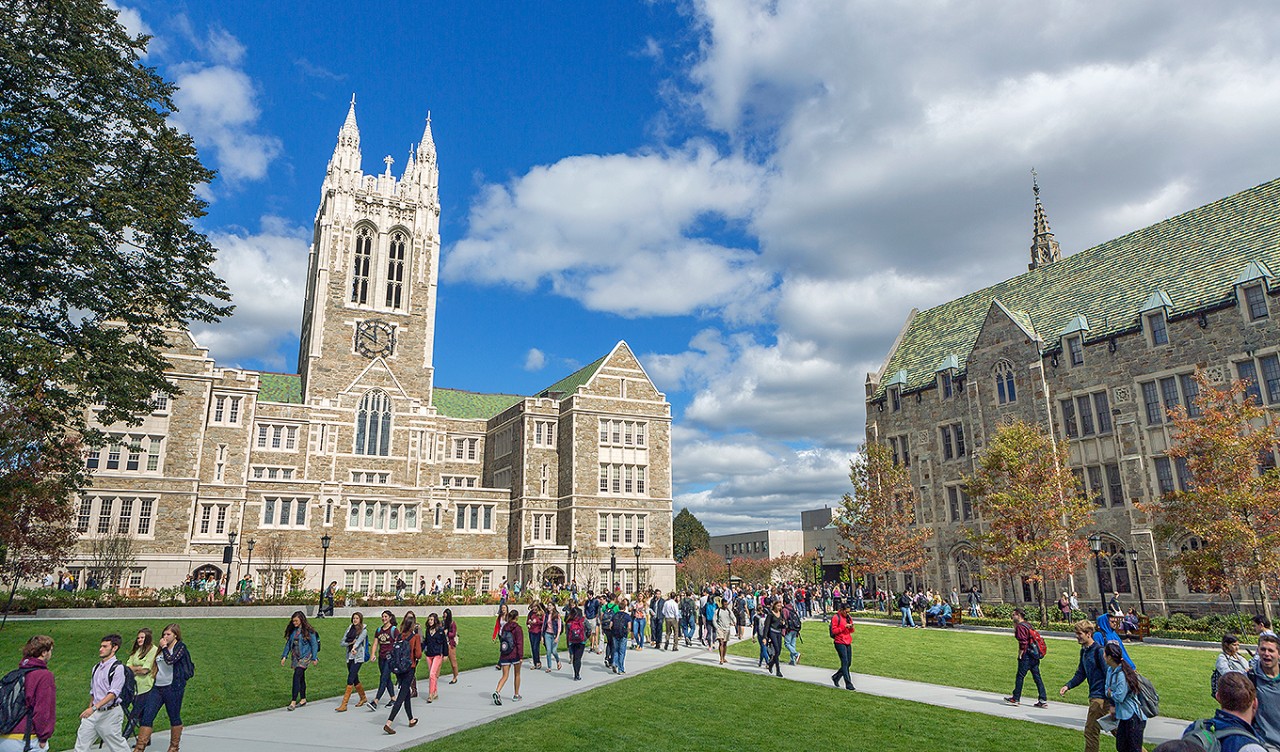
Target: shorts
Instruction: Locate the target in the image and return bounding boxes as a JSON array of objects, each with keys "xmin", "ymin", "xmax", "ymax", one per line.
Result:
[
  {"xmin": 499, "ymin": 658, "xmax": 521, "ymax": 666},
  {"xmin": 585, "ymin": 618, "xmax": 598, "ymax": 635},
  {"xmin": 716, "ymin": 629, "xmax": 730, "ymax": 642}
]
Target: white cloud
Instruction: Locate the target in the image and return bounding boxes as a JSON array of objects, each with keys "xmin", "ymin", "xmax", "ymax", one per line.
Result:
[
  {"xmin": 172, "ymin": 64, "xmax": 282, "ymax": 183},
  {"xmin": 104, "ymin": 0, "xmax": 150, "ymax": 42},
  {"xmin": 523, "ymin": 348, "xmax": 546, "ymax": 371},
  {"xmin": 191, "ymin": 216, "xmax": 309, "ymax": 370}
]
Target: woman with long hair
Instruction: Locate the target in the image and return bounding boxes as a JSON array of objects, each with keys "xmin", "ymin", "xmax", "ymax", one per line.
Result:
[
  {"xmin": 336, "ymin": 612, "xmax": 369, "ymax": 711},
  {"xmin": 543, "ymin": 602, "xmax": 562, "ymax": 672},
  {"xmin": 124, "ymin": 628, "xmax": 158, "ymax": 746},
  {"xmin": 442, "ymin": 608, "xmax": 460, "ymax": 684},
  {"xmin": 383, "ymin": 612, "xmax": 422, "ymax": 734},
  {"xmin": 526, "ymin": 603, "xmax": 544, "ymax": 670},
  {"xmin": 1103, "ymin": 641, "xmax": 1146, "ymax": 752},
  {"xmin": 763, "ymin": 599, "xmax": 784, "ymax": 676},
  {"xmin": 281, "ymin": 611, "xmax": 319, "ymax": 710},
  {"xmin": 493, "ymin": 609, "xmax": 523, "ymax": 704},
  {"xmin": 565, "ymin": 606, "xmax": 587, "ymax": 681},
  {"xmin": 631, "ymin": 598, "xmax": 646, "ymax": 651},
  {"xmin": 491, "ymin": 603, "xmax": 508, "ymax": 671},
  {"xmin": 403, "ymin": 610, "xmax": 422, "ymax": 698},
  {"xmin": 421, "ymin": 613, "xmax": 447, "ymax": 702},
  {"xmin": 369, "ymin": 610, "xmax": 397, "ymax": 711},
  {"xmin": 137, "ymin": 623, "xmax": 192, "ymax": 752}
]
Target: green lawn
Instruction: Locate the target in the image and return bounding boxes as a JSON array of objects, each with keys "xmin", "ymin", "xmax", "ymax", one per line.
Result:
[
  {"xmin": 0, "ymin": 615, "xmax": 514, "ymax": 752},
  {"xmin": 728, "ymin": 621, "xmax": 1217, "ymax": 721},
  {"xmin": 407, "ymin": 661, "xmax": 1094, "ymax": 751}
]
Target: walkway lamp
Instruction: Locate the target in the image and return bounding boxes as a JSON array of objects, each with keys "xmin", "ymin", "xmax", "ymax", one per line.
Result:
[
  {"xmin": 570, "ymin": 548, "xmax": 578, "ymax": 588},
  {"xmin": 817, "ymin": 545, "xmax": 826, "ymax": 583},
  {"xmin": 317, "ymin": 534, "xmax": 332, "ymax": 617},
  {"xmin": 227, "ymin": 531, "xmax": 238, "ymax": 590},
  {"xmin": 634, "ymin": 544, "xmax": 642, "ymax": 593},
  {"xmin": 1088, "ymin": 534, "xmax": 1107, "ymax": 614},
  {"xmin": 1127, "ymin": 548, "xmax": 1146, "ymax": 615},
  {"xmin": 610, "ymin": 545, "xmax": 617, "ymax": 592},
  {"xmin": 725, "ymin": 555, "xmax": 732, "ymax": 587}
]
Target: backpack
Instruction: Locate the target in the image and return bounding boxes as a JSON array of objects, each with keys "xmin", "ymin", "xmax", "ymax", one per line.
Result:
[
  {"xmin": 567, "ymin": 619, "xmax": 586, "ymax": 645},
  {"xmin": 612, "ymin": 614, "xmax": 629, "ymax": 639},
  {"xmin": 172, "ymin": 645, "xmax": 196, "ymax": 683},
  {"xmin": 1135, "ymin": 673, "xmax": 1160, "ymax": 717},
  {"xmin": 1027, "ymin": 627, "xmax": 1048, "ymax": 658},
  {"xmin": 1181, "ymin": 718, "xmax": 1259, "ymax": 751},
  {"xmin": 106, "ymin": 661, "xmax": 137, "ymax": 712},
  {"xmin": 0, "ymin": 666, "xmax": 38, "ymax": 748},
  {"xmin": 785, "ymin": 607, "xmax": 802, "ymax": 633},
  {"xmin": 389, "ymin": 636, "xmax": 415, "ymax": 674},
  {"xmin": 600, "ymin": 609, "xmax": 614, "ymax": 632},
  {"xmin": 680, "ymin": 599, "xmax": 694, "ymax": 618}
]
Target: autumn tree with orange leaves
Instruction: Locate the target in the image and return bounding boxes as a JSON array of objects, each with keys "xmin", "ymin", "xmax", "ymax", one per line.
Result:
[
  {"xmin": 965, "ymin": 420, "xmax": 1095, "ymax": 628},
  {"xmin": 1149, "ymin": 373, "xmax": 1280, "ymax": 622},
  {"xmin": 835, "ymin": 442, "xmax": 930, "ymax": 597}
]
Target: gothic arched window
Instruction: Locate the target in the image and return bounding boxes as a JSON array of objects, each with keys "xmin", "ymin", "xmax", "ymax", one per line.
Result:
[
  {"xmin": 1095, "ymin": 537, "xmax": 1132, "ymax": 594},
  {"xmin": 351, "ymin": 226, "xmax": 374, "ymax": 304},
  {"xmin": 954, "ymin": 548, "xmax": 982, "ymax": 591},
  {"xmin": 385, "ymin": 231, "xmax": 407, "ymax": 309},
  {"xmin": 355, "ymin": 390, "xmax": 392, "ymax": 456},
  {"xmin": 994, "ymin": 360, "xmax": 1017, "ymax": 404}
]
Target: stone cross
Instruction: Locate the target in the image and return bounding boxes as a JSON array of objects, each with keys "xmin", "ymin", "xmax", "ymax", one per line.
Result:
[{"xmin": 384, "ymin": 155, "xmax": 394, "ymax": 176}]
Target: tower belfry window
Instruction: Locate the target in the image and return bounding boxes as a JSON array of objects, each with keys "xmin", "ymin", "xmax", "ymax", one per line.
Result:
[
  {"xmin": 352, "ymin": 226, "xmax": 373, "ymax": 304},
  {"xmin": 355, "ymin": 390, "xmax": 392, "ymax": 456},
  {"xmin": 386, "ymin": 231, "xmax": 406, "ymax": 309}
]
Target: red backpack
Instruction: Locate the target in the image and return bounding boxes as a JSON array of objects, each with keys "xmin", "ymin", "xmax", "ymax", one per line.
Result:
[
  {"xmin": 1029, "ymin": 627, "xmax": 1048, "ymax": 657},
  {"xmin": 567, "ymin": 618, "xmax": 586, "ymax": 644}
]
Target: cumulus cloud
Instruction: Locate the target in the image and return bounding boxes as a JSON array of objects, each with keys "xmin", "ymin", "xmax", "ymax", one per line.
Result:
[
  {"xmin": 191, "ymin": 216, "xmax": 309, "ymax": 370},
  {"xmin": 523, "ymin": 348, "xmax": 547, "ymax": 371},
  {"xmin": 171, "ymin": 63, "xmax": 282, "ymax": 183}
]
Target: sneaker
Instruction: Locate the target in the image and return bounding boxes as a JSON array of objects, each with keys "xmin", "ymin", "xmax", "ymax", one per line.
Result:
[
  {"xmin": 1004, "ymin": 697, "xmax": 1019, "ymax": 706},
  {"xmin": 1033, "ymin": 701, "xmax": 1049, "ymax": 709},
  {"xmin": 513, "ymin": 694, "xmax": 522, "ymax": 701},
  {"xmin": 492, "ymin": 692, "xmax": 502, "ymax": 706},
  {"xmin": 366, "ymin": 700, "xmax": 378, "ymax": 712}
]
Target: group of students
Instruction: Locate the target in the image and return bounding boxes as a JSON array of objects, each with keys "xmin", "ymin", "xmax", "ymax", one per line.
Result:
[{"xmin": 1, "ymin": 625, "xmax": 192, "ymax": 752}]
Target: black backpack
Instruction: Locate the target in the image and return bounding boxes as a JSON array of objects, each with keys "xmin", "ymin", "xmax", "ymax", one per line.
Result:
[
  {"xmin": 498, "ymin": 626, "xmax": 515, "ymax": 657},
  {"xmin": 389, "ymin": 636, "xmax": 414, "ymax": 673},
  {"xmin": 785, "ymin": 607, "xmax": 802, "ymax": 633},
  {"xmin": 612, "ymin": 613, "xmax": 630, "ymax": 639},
  {"xmin": 0, "ymin": 666, "xmax": 38, "ymax": 749},
  {"xmin": 680, "ymin": 599, "xmax": 695, "ymax": 618}
]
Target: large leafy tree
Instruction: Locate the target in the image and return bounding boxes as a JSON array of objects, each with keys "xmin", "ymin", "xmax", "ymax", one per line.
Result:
[
  {"xmin": 1150, "ymin": 373, "xmax": 1280, "ymax": 622},
  {"xmin": 0, "ymin": 0, "xmax": 231, "ymax": 582},
  {"xmin": 672, "ymin": 507, "xmax": 710, "ymax": 562},
  {"xmin": 965, "ymin": 420, "xmax": 1094, "ymax": 627},
  {"xmin": 835, "ymin": 442, "xmax": 930, "ymax": 595}
]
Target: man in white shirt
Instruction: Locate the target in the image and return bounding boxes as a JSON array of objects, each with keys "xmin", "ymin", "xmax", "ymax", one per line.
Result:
[{"xmin": 73, "ymin": 634, "xmax": 129, "ymax": 752}]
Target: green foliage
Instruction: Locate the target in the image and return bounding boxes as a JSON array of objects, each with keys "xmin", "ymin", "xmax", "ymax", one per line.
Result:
[{"xmin": 672, "ymin": 508, "xmax": 710, "ymax": 562}]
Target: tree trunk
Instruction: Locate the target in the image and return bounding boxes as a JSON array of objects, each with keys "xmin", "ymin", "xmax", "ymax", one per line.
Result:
[
  {"xmin": 1260, "ymin": 579, "xmax": 1275, "ymax": 624},
  {"xmin": 0, "ymin": 578, "xmax": 19, "ymax": 632},
  {"xmin": 1037, "ymin": 570, "xmax": 1049, "ymax": 629}
]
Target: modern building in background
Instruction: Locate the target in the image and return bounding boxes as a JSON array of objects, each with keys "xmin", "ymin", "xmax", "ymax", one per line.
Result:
[
  {"xmin": 865, "ymin": 177, "xmax": 1280, "ymax": 613},
  {"xmin": 708, "ymin": 529, "xmax": 805, "ymax": 561},
  {"xmin": 72, "ymin": 102, "xmax": 675, "ymax": 594}
]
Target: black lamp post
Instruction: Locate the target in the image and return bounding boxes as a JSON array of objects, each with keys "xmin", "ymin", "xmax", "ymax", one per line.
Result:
[
  {"xmin": 570, "ymin": 548, "xmax": 578, "ymax": 589},
  {"xmin": 610, "ymin": 545, "xmax": 617, "ymax": 593},
  {"xmin": 633, "ymin": 544, "xmax": 642, "ymax": 593},
  {"xmin": 245, "ymin": 538, "xmax": 256, "ymax": 586},
  {"xmin": 317, "ymin": 534, "xmax": 332, "ymax": 617},
  {"xmin": 227, "ymin": 531, "xmax": 238, "ymax": 590},
  {"xmin": 817, "ymin": 545, "xmax": 826, "ymax": 583},
  {"xmin": 725, "ymin": 555, "xmax": 732, "ymax": 587},
  {"xmin": 1127, "ymin": 549, "xmax": 1146, "ymax": 615},
  {"xmin": 1088, "ymin": 534, "xmax": 1107, "ymax": 614}
]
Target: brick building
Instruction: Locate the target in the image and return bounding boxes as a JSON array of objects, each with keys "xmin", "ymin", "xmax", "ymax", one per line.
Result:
[
  {"xmin": 866, "ymin": 177, "xmax": 1280, "ymax": 613},
  {"xmin": 72, "ymin": 102, "xmax": 675, "ymax": 595}
]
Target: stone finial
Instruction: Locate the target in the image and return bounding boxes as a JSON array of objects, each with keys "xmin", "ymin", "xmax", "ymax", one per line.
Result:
[{"xmin": 1029, "ymin": 168, "xmax": 1062, "ymax": 271}]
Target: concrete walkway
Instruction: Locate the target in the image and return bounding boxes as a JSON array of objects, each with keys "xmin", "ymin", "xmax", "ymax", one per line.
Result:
[{"xmin": 92, "ymin": 632, "xmax": 1195, "ymax": 752}]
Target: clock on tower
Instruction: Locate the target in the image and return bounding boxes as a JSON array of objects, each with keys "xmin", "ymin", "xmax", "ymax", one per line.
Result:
[{"xmin": 354, "ymin": 319, "xmax": 395, "ymax": 358}]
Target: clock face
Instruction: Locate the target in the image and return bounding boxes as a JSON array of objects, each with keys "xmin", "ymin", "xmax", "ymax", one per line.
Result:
[{"xmin": 354, "ymin": 320, "xmax": 396, "ymax": 358}]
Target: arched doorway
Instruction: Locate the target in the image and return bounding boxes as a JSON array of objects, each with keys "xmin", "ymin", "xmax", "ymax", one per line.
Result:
[
  {"xmin": 190, "ymin": 564, "xmax": 223, "ymax": 593},
  {"xmin": 541, "ymin": 566, "xmax": 566, "ymax": 587}
]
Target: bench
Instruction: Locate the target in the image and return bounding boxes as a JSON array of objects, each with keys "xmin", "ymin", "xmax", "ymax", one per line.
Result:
[
  {"xmin": 1108, "ymin": 614, "xmax": 1151, "ymax": 641},
  {"xmin": 925, "ymin": 609, "xmax": 962, "ymax": 628}
]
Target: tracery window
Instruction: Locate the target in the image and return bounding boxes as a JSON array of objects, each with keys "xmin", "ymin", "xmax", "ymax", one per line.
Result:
[
  {"xmin": 355, "ymin": 390, "xmax": 392, "ymax": 456},
  {"xmin": 385, "ymin": 231, "xmax": 406, "ymax": 309},
  {"xmin": 351, "ymin": 225, "xmax": 373, "ymax": 304}
]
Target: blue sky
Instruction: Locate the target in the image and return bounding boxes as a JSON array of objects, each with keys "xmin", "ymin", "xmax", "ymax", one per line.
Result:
[{"xmin": 112, "ymin": 1, "xmax": 1280, "ymax": 533}]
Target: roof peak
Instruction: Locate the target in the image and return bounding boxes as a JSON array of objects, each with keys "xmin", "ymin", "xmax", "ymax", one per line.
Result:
[{"xmin": 1029, "ymin": 168, "xmax": 1062, "ymax": 271}]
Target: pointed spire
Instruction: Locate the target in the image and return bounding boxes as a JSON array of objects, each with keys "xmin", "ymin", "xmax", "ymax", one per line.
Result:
[
  {"xmin": 1029, "ymin": 168, "xmax": 1062, "ymax": 271},
  {"xmin": 416, "ymin": 111, "xmax": 435, "ymax": 161},
  {"xmin": 402, "ymin": 143, "xmax": 416, "ymax": 181},
  {"xmin": 342, "ymin": 93, "xmax": 358, "ymax": 132}
]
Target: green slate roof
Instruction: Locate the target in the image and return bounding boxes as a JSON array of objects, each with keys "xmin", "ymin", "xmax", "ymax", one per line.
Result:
[
  {"xmin": 432, "ymin": 388, "xmax": 524, "ymax": 420},
  {"xmin": 258, "ymin": 373, "xmax": 303, "ymax": 404},
  {"xmin": 874, "ymin": 177, "xmax": 1280, "ymax": 399},
  {"xmin": 536, "ymin": 355, "xmax": 606, "ymax": 397}
]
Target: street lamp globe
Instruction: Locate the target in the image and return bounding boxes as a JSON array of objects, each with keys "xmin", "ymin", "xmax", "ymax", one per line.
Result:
[
  {"xmin": 321, "ymin": 534, "xmax": 332, "ymax": 550},
  {"xmin": 227, "ymin": 531, "xmax": 238, "ymax": 547},
  {"xmin": 1088, "ymin": 533, "xmax": 1102, "ymax": 553}
]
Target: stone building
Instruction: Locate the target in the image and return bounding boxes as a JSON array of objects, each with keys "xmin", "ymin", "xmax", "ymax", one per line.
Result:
[
  {"xmin": 72, "ymin": 101, "xmax": 675, "ymax": 595},
  {"xmin": 866, "ymin": 177, "xmax": 1280, "ymax": 613}
]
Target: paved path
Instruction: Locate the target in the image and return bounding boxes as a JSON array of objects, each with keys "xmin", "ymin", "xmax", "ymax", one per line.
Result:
[{"xmin": 92, "ymin": 632, "xmax": 1194, "ymax": 751}]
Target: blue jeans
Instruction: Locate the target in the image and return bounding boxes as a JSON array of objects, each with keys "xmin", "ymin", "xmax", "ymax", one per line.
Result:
[
  {"xmin": 612, "ymin": 636, "xmax": 627, "ymax": 671},
  {"xmin": 757, "ymin": 637, "xmax": 769, "ymax": 664},
  {"xmin": 376, "ymin": 656, "xmax": 396, "ymax": 702},
  {"xmin": 681, "ymin": 617, "xmax": 695, "ymax": 641},
  {"xmin": 784, "ymin": 632, "xmax": 799, "ymax": 663},
  {"xmin": 141, "ymin": 682, "xmax": 184, "ymax": 727},
  {"xmin": 1013, "ymin": 654, "xmax": 1047, "ymax": 702},
  {"xmin": 543, "ymin": 631, "xmax": 560, "ymax": 665},
  {"xmin": 901, "ymin": 607, "xmax": 915, "ymax": 627},
  {"xmin": 632, "ymin": 618, "xmax": 645, "ymax": 648}
]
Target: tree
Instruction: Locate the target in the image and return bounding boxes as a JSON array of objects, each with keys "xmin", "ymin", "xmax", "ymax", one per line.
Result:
[
  {"xmin": 672, "ymin": 508, "xmax": 710, "ymax": 562},
  {"xmin": 965, "ymin": 420, "xmax": 1095, "ymax": 628},
  {"xmin": 676, "ymin": 548, "xmax": 726, "ymax": 591},
  {"xmin": 1149, "ymin": 373, "xmax": 1280, "ymax": 622},
  {"xmin": 835, "ymin": 442, "xmax": 931, "ymax": 596},
  {"xmin": 0, "ymin": 0, "xmax": 232, "ymax": 560},
  {"xmin": 256, "ymin": 536, "xmax": 289, "ymax": 599},
  {"xmin": 86, "ymin": 529, "xmax": 137, "ymax": 590}
]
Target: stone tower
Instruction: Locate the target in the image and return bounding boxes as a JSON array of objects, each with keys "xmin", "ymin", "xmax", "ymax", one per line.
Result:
[
  {"xmin": 1028, "ymin": 170, "xmax": 1062, "ymax": 271},
  {"xmin": 297, "ymin": 98, "xmax": 442, "ymax": 403}
]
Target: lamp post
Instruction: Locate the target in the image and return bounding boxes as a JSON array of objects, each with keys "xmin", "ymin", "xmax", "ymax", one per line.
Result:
[
  {"xmin": 570, "ymin": 548, "xmax": 578, "ymax": 590},
  {"xmin": 610, "ymin": 545, "xmax": 617, "ymax": 593},
  {"xmin": 1127, "ymin": 549, "xmax": 1146, "ymax": 615},
  {"xmin": 227, "ymin": 531, "xmax": 238, "ymax": 594},
  {"xmin": 245, "ymin": 538, "xmax": 256, "ymax": 588},
  {"xmin": 1088, "ymin": 534, "xmax": 1107, "ymax": 614},
  {"xmin": 317, "ymin": 534, "xmax": 332, "ymax": 618},
  {"xmin": 725, "ymin": 555, "xmax": 732, "ymax": 587},
  {"xmin": 633, "ymin": 544, "xmax": 642, "ymax": 594}
]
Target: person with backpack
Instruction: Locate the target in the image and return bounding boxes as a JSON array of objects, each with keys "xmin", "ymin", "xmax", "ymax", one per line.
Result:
[
  {"xmin": 368, "ymin": 611, "xmax": 398, "ymax": 711},
  {"xmin": 1060, "ymin": 619, "xmax": 1110, "ymax": 752},
  {"xmin": 442, "ymin": 609, "xmax": 460, "ymax": 685},
  {"xmin": 829, "ymin": 600, "xmax": 856, "ymax": 691},
  {"xmin": 1180, "ymin": 671, "xmax": 1270, "ymax": 752},
  {"xmin": 1, "ymin": 635, "xmax": 55, "ymax": 752},
  {"xmin": 123, "ymin": 629, "xmax": 157, "ymax": 743},
  {"xmin": 752, "ymin": 603, "xmax": 770, "ymax": 667},
  {"xmin": 583, "ymin": 593, "xmax": 601, "ymax": 654},
  {"xmin": 898, "ymin": 591, "xmax": 916, "ymax": 628},
  {"xmin": 601, "ymin": 595, "xmax": 619, "ymax": 670},
  {"xmin": 679, "ymin": 592, "xmax": 696, "ymax": 648},
  {"xmin": 566, "ymin": 606, "xmax": 588, "ymax": 681},
  {"xmin": 1214, "ymin": 635, "xmax": 1251, "ymax": 699},
  {"xmin": 543, "ymin": 603, "xmax": 562, "ymax": 672},
  {"xmin": 493, "ymin": 609, "xmax": 523, "ymax": 704},
  {"xmin": 526, "ymin": 604, "xmax": 545, "ymax": 670},
  {"xmin": 382, "ymin": 612, "xmax": 422, "ymax": 734},
  {"xmin": 72, "ymin": 633, "xmax": 130, "ymax": 752},
  {"xmin": 610, "ymin": 599, "xmax": 633, "ymax": 675},
  {"xmin": 1005, "ymin": 608, "xmax": 1049, "ymax": 709},
  {"xmin": 1104, "ymin": 641, "xmax": 1147, "ymax": 752},
  {"xmin": 136, "ymin": 623, "xmax": 191, "ymax": 752},
  {"xmin": 782, "ymin": 598, "xmax": 802, "ymax": 666},
  {"xmin": 421, "ymin": 614, "xmax": 447, "ymax": 703},
  {"xmin": 280, "ymin": 611, "xmax": 319, "ymax": 711},
  {"xmin": 336, "ymin": 612, "xmax": 369, "ymax": 712}
]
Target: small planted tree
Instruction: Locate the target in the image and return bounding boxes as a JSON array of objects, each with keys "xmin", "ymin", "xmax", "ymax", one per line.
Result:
[
  {"xmin": 965, "ymin": 420, "xmax": 1094, "ymax": 628},
  {"xmin": 1150, "ymin": 373, "xmax": 1280, "ymax": 622},
  {"xmin": 835, "ymin": 442, "xmax": 930, "ymax": 597}
]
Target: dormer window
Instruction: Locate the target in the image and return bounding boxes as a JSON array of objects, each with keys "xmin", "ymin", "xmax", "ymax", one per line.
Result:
[
  {"xmin": 1234, "ymin": 261, "xmax": 1273, "ymax": 323},
  {"xmin": 1066, "ymin": 335, "xmax": 1084, "ymax": 366},
  {"xmin": 1057, "ymin": 315, "xmax": 1089, "ymax": 368},
  {"xmin": 889, "ymin": 387, "xmax": 901, "ymax": 412},
  {"xmin": 940, "ymin": 371, "xmax": 954, "ymax": 399},
  {"xmin": 1244, "ymin": 283, "xmax": 1269, "ymax": 321},
  {"xmin": 1146, "ymin": 312, "xmax": 1168, "ymax": 346}
]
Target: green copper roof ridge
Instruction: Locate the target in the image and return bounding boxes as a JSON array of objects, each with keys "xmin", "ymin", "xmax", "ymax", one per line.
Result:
[{"xmin": 537, "ymin": 354, "xmax": 607, "ymax": 397}]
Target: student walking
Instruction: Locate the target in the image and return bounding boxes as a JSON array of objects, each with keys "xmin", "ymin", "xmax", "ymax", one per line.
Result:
[
  {"xmin": 421, "ymin": 614, "xmax": 446, "ymax": 703},
  {"xmin": 753, "ymin": 606, "xmax": 770, "ymax": 666},
  {"xmin": 829, "ymin": 600, "xmax": 856, "ymax": 690},
  {"xmin": 1104, "ymin": 642, "xmax": 1146, "ymax": 752},
  {"xmin": 543, "ymin": 604, "xmax": 562, "ymax": 672},
  {"xmin": 715, "ymin": 596, "xmax": 736, "ymax": 666},
  {"xmin": 1005, "ymin": 608, "xmax": 1048, "ymax": 708},
  {"xmin": 610, "ymin": 600, "xmax": 633, "ymax": 674},
  {"xmin": 136, "ymin": 624, "xmax": 191, "ymax": 752},
  {"xmin": 631, "ymin": 599, "xmax": 647, "ymax": 651},
  {"xmin": 782, "ymin": 598, "xmax": 802, "ymax": 665},
  {"xmin": 369, "ymin": 611, "xmax": 398, "ymax": 711},
  {"xmin": 382, "ymin": 613, "xmax": 422, "ymax": 734},
  {"xmin": 763, "ymin": 600, "xmax": 785, "ymax": 677},
  {"xmin": 442, "ymin": 609, "xmax": 460, "ymax": 684},
  {"xmin": 566, "ymin": 606, "xmax": 588, "ymax": 680},
  {"xmin": 124, "ymin": 629, "xmax": 158, "ymax": 740},
  {"xmin": 527, "ymin": 604, "xmax": 545, "ymax": 670},
  {"xmin": 336, "ymin": 612, "xmax": 369, "ymax": 712},
  {"xmin": 1, "ymin": 635, "xmax": 56, "ymax": 752},
  {"xmin": 402, "ymin": 610, "xmax": 423, "ymax": 698},
  {"xmin": 1060, "ymin": 620, "xmax": 1109, "ymax": 752},
  {"xmin": 494, "ymin": 610, "xmax": 524, "ymax": 704},
  {"xmin": 72, "ymin": 634, "xmax": 129, "ymax": 752},
  {"xmin": 280, "ymin": 611, "xmax": 319, "ymax": 711}
]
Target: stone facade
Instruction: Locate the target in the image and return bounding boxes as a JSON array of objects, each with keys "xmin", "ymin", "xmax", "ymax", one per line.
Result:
[
  {"xmin": 72, "ymin": 102, "xmax": 675, "ymax": 594},
  {"xmin": 865, "ymin": 179, "xmax": 1280, "ymax": 614}
]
